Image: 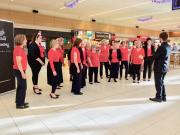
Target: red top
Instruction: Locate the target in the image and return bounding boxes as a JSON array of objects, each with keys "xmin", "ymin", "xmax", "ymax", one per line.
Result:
[
  {"xmin": 89, "ymin": 52, "xmax": 100, "ymax": 67},
  {"xmin": 147, "ymin": 47, "xmax": 152, "ymax": 57},
  {"xmin": 58, "ymin": 48, "xmax": 64, "ymax": 64},
  {"xmin": 71, "ymin": 47, "xmax": 81, "ymax": 64},
  {"xmin": 48, "ymin": 48, "xmax": 61, "ymax": 72},
  {"xmin": 120, "ymin": 47, "xmax": 129, "ymax": 61},
  {"xmin": 82, "ymin": 48, "xmax": 87, "ymax": 65},
  {"xmin": 131, "ymin": 48, "xmax": 145, "ymax": 64},
  {"xmin": 111, "ymin": 51, "xmax": 119, "ymax": 63},
  {"xmin": 99, "ymin": 45, "xmax": 109, "ymax": 62},
  {"xmin": 38, "ymin": 43, "xmax": 45, "ymax": 58},
  {"xmin": 13, "ymin": 46, "xmax": 27, "ymax": 71}
]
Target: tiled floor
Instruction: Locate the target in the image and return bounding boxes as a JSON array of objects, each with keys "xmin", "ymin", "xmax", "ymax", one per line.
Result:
[{"xmin": 0, "ymin": 64, "xmax": 180, "ymax": 135}]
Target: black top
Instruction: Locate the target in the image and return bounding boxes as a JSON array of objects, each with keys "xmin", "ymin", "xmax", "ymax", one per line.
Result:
[
  {"xmin": 28, "ymin": 42, "xmax": 45, "ymax": 65},
  {"xmin": 153, "ymin": 42, "xmax": 171, "ymax": 73},
  {"xmin": 143, "ymin": 45, "xmax": 155, "ymax": 59},
  {"xmin": 109, "ymin": 49, "xmax": 122, "ymax": 62}
]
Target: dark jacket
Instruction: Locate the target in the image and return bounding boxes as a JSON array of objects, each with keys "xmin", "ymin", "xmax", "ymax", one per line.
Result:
[
  {"xmin": 28, "ymin": 42, "xmax": 45, "ymax": 65},
  {"xmin": 143, "ymin": 45, "xmax": 155, "ymax": 59},
  {"xmin": 153, "ymin": 42, "xmax": 171, "ymax": 73},
  {"xmin": 109, "ymin": 49, "xmax": 122, "ymax": 62}
]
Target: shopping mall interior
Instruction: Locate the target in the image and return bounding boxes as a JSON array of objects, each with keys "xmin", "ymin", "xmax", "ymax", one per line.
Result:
[{"xmin": 0, "ymin": 0, "xmax": 180, "ymax": 135}]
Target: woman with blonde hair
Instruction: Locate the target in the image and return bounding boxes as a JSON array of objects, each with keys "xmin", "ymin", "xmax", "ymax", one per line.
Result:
[
  {"xmin": 47, "ymin": 39, "xmax": 61, "ymax": 99},
  {"xmin": 13, "ymin": 34, "xmax": 29, "ymax": 109}
]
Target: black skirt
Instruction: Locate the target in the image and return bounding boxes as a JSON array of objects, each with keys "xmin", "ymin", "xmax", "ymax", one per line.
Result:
[
  {"xmin": 110, "ymin": 62, "xmax": 119, "ymax": 78},
  {"xmin": 58, "ymin": 62, "xmax": 63, "ymax": 84},
  {"xmin": 47, "ymin": 62, "xmax": 60, "ymax": 86}
]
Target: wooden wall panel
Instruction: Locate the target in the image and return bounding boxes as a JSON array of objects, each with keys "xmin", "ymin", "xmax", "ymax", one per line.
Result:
[
  {"xmin": 0, "ymin": 8, "xmax": 160, "ymax": 37},
  {"xmin": 169, "ymin": 32, "xmax": 180, "ymax": 37}
]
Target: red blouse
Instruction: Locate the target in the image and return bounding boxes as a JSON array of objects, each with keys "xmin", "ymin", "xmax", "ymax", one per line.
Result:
[
  {"xmin": 58, "ymin": 48, "xmax": 64, "ymax": 64},
  {"xmin": 70, "ymin": 47, "xmax": 81, "ymax": 64},
  {"xmin": 99, "ymin": 45, "xmax": 109, "ymax": 62},
  {"xmin": 13, "ymin": 46, "xmax": 27, "ymax": 71},
  {"xmin": 131, "ymin": 48, "xmax": 145, "ymax": 64},
  {"xmin": 82, "ymin": 48, "xmax": 87, "ymax": 65},
  {"xmin": 38, "ymin": 43, "xmax": 45, "ymax": 58},
  {"xmin": 89, "ymin": 52, "xmax": 100, "ymax": 67},
  {"xmin": 147, "ymin": 47, "xmax": 152, "ymax": 57},
  {"xmin": 48, "ymin": 48, "xmax": 61, "ymax": 72},
  {"xmin": 120, "ymin": 47, "xmax": 129, "ymax": 61},
  {"xmin": 111, "ymin": 51, "xmax": 119, "ymax": 63}
]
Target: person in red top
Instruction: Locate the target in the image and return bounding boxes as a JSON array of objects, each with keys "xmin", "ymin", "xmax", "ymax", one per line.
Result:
[
  {"xmin": 120, "ymin": 41, "xmax": 129, "ymax": 80},
  {"xmin": 56, "ymin": 37, "xmax": 64, "ymax": 89},
  {"xmin": 130, "ymin": 40, "xmax": 145, "ymax": 83},
  {"xmin": 99, "ymin": 39, "xmax": 110, "ymax": 79},
  {"xmin": 70, "ymin": 38, "xmax": 83, "ymax": 95},
  {"xmin": 87, "ymin": 45, "xmax": 100, "ymax": 84},
  {"xmin": 13, "ymin": 34, "xmax": 29, "ymax": 109},
  {"xmin": 108, "ymin": 41, "xmax": 122, "ymax": 82},
  {"xmin": 143, "ymin": 38, "xmax": 155, "ymax": 81},
  {"xmin": 47, "ymin": 40, "xmax": 61, "ymax": 99}
]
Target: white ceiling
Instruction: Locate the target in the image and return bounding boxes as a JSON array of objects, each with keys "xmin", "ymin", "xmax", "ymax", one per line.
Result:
[{"xmin": 0, "ymin": 0, "xmax": 180, "ymax": 31}]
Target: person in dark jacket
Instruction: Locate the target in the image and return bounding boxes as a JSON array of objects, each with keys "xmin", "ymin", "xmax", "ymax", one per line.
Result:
[
  {"xmin": 28, "ymin": 31, "xmax": 45, "ymax": 95},
  {"xmin": 149, "ymin": 32, "xmax": 171, "ymax": 102},
  {"xmin": 143, "ymin": 38, "xmax": 155, "ymax": 81},
  {"xmin": 108, "ymin": 41, "xmax": 122, "ymax": 82}
]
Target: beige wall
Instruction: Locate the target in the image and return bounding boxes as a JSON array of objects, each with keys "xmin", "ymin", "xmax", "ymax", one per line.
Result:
[{"xmin": 0, "ymin": 9, "xmax": 160, "ymax": 37}]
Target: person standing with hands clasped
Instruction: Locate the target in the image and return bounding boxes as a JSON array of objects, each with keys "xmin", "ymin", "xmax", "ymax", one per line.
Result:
[
  {"xmin": 47, "ymin": 40, "xmax": 61, "ymax": 99},
  {"xmin": 13, "ymin": 34, "xmax": 29, "ymax": 109},
  {"xmin": 28, "ymin": 31, "xmax": 45, "ymax": 95},
  {"xmin": 131, "ymin": 40, "xmax": 145, "ymax": 83},
  {"xmin": 149, "ymin": 32, "xmax": 171, "ymax": 102}
]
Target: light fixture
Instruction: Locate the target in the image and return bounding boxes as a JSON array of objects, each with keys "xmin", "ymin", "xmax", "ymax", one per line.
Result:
[
  {"xmin": 64, "ymin": 0, "xmax": 79, "ymax": 8},
  {"xmin": 137, "ymin": 16, "xmax": 153, "ymax": 22},
  {"xmin": 152, "ymin": 0, "xmax": 171, "ymax": 4}
]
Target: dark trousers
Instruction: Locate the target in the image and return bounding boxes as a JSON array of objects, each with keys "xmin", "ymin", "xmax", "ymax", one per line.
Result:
[
  {"xmin": 154, "ymin": 72, "xmax": 166, "ymax": 99},
  {"xmin": 29, "ymin": 63, "xmax": 42, "ymax": 85},
  {"xmin": 71, "ymin": 64, "xmax": 82, "ymax": 94},
  {"xmin": 120, "ymin": 61, "xmax": 128, "ymax": 78},
  {"xmin": 110, "ymin": 63, "xmax": 119, "ymax": 79},
  {"xmin": 14, "ymin": 70, "xmax": 27, "ymax": 106},
  {"xmin": 89, "ymin": 67, "xmax": 98, "ymax": 82},
  {"xmin": 100, "ymin": 62, "xmax": 109, "ymax": 77},
  {"xmin": 81, "ymin": 65, "xmax": 87, "ymax": 88},
  {"xmin": 143, "ymin": 57, "xmax": 153, "ymax": 79},
  {"xmin": 132, "ymin": 64, "xmax": 141, "ymax": 81}
]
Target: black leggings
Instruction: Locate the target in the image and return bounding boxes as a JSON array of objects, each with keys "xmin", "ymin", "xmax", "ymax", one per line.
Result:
[
  {"xmin": 100, "ymin": 62, "xmax": 109, "ymax": 77},
  {"xmin": 120, "ymin": 61, "xmax": 129, "ymax": 78},
  {"xmin": 29, "ymin": 64, "xmax": 42, "ymax": 85},
  {"xmin": 89, "ymin": 67, "xmax": 98, "ymax": 82},
  {"xmin": 14, "ymin": 70, "xmax": 27, "ymax": 106},
  {"xmin": 132, "ymin": 64, "xmax": 141, "ymax": 81},
  {"xmin": 143, "ymin": 57, "xmax": 153, "ymax": 79}
]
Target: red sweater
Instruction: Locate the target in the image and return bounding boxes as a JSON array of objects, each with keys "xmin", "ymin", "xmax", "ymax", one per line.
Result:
[
  {"xmin": 120, "ymin": 47, "xmax": 129, "ymax": 61},
  {"xmin": 13, "ymin": 46, "xmax": 27, "ymax": 71},
  {"xmin": 88, "ymin": 52, "xmax": 100, "ymax": 67},
  {"xmin": 48, "ymin": 48, "xmax": 61, "ymax": 72},
  {"xmin": 58, "ymin": 48, "xmax": 64, "ymax": 64},
  {"xmin": 82, "ymin": 48, "xmax": 87, "ymax": 65},
  {"xmin": 111, "ymin": 51, "xmax": 119, "ymax": 63},
  {"xmin": 99, "ymin": 45, "xmax": 109, "ymax": 62},
  {"xmin": 131, "ymin": 48, "xmax": 145, "ymax": 64},
  {"xmin": 71, "ymin": 47, "xmax": 81, "ymax": 64}
]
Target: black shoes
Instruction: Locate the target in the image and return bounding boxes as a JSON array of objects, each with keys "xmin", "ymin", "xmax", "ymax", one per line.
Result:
[
  {"xmin": 16, "ymin": 104, "xmax": 29, "ymax": 109},
  {"xmin": 50, "ymin": 94, "xmax": 59, "ymax": 99},
  {"xmin": 74, "ymin": 92, "xmax": 83, "ymax": 95},
  {"xmin": 33, "ymin": 87, "xmax": 42, "ymax": 95},
  {"xmin": 94, "ymin": 81, "xmax": 100, "ymax": 83},
  {"xmin": 149, "ymin": 98, "xmax": 162, "ymax": 102},
  {"xmin": 114, "ymin": 79, "xmax": 117, "ymax": 82},
  {"xmin": 89, "ymin": 82, "xmax": 93, "ymax": 84}
]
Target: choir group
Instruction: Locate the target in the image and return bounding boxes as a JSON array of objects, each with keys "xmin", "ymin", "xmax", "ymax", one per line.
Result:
[{"xmin": 13, "ymin": 31, "xmax": 171, "ymax": 109}]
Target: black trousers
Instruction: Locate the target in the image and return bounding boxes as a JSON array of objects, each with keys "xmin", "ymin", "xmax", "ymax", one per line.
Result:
[
  {"xmin": 81, "ymin": 65, "xmax": 87, "ymax": 88},
  {"xmin": 71, "ymin": 64, "xmax": 82, "ymax": 94},
  {"xmin": 29, "ymin": 63, "xmax": 42, "ymax": 85},
  {"xmin": 58, "ymin": 62, "xmax": 63, "ymax": 85},
  {"xmin": 100, "ymin": 62, "xmax": 109, "ymax": 77},
  {"xmin": 110, "ymin": 63, "xmax": 119, "ymax": 79},
  {"xmin": 143, "ymin": 57, "xmax": 153, "ymax": 79},
  {"xmin": 120, "ymin": 61, "xmax": 129, "ymax": 78},
  {"xmin": 154, "ymin": 72, "xmax": 166, "ymax": 99},
  {"xmin": 132, "ymin": 64, "xmax": 141, "ymax": 81},
  {"xmin": 14, "ymin": 70, "xmax": 27, "ymax": 106},
  {"xmin": 89, "ymin": 67, "xmax": 98, "ymax": 82}
]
